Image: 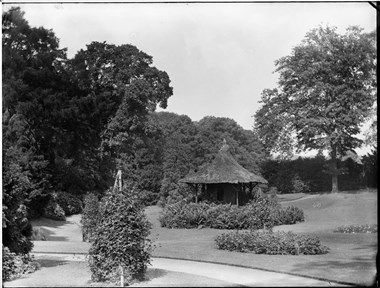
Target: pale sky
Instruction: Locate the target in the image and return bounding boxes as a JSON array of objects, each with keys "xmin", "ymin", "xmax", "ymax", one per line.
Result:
[{"xmin": 2, "ymin": 1, "xmax": 376, "ymax": 155}]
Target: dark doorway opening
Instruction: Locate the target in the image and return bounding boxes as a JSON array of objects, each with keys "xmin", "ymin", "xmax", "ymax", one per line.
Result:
[{"xmin": 217, "ymin": 186, "xmax": 224, "ymax": 201}]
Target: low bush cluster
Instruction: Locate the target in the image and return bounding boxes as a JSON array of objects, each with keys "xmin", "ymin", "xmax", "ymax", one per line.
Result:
[
  {"xmin": 88, "ymin": 187, "xmax": 153, "ymax": 286},
  {"xmin": 43, "ymin": 192, "xmax": 83, "ymax": 221},
  {"xmin": 31, "ymin": 227, "xmax": 47, "ymax": 241},
  {"xmin": 276, "ymin": 205, "xmax": 305, "ymax": 225},
  {"xmin": 54, "ymin": 192, "xmax": 83, "ymax": 216},
  {"xmin": 81, "ymin": 193, "xmax": 100, "ymax": 242},
  {"xmin": 334, "ymin": 224, "xmax": 377, "ymax": 234},
  {"xmin": 215, "ymin": 230, "xmax": 329, "ymax": 255},
  {"xmin": 43, "ymin": 199, "xmax": 66, "ymax": 220},
  {"xmin": 2, "ymin": 245, "xmax": 40, "ymax": 282},
  {"xmin": 159, "ymin": 193, "xmax": 304, "ymax": 230}
]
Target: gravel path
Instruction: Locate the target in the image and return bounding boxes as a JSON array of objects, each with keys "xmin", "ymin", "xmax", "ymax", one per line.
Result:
[{"xmin": 4, "ymin": 254, "xmax": 345, "ymax": 287}]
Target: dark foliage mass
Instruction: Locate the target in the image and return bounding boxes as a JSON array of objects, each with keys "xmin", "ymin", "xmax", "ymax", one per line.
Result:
[
  {"xmin": 261, "ymin": 152, "xmax": 377, "ymax": 194},
  {"xmin": 2, "ymin": 6, "xmax": 172, "ymax": 259},
  {"xmin": 151, "ymin": 112, "xmax": 268, "ymax": 206}
]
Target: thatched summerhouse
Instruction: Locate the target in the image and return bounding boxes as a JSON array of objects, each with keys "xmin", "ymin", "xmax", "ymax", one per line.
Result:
[{"xmin": 179, "ymin": 140, "xmax": 268, "ymax": 206}]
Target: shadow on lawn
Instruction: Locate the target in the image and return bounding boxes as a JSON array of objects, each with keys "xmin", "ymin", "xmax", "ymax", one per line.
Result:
[
  {"xmin": 32, "ymin": 217, "xmax": 76, "ymax": 241},
  {"xmin": 144, "ymin": 268, "xmax": 168, "ymax": 280},
  {"xmin": 352, "ymin": 242, "xmax": 378, "ymax": 251},
  {"xmin": 290, "ymin": 255, "xmax": 377, "ymax": 285},
  {"xmin": 37, "ymin": 259, "xmax": 69, "ymax": 268},
  {"xmin": 294, "ymin": 255, "xmax": 376, "ymax": 270}
]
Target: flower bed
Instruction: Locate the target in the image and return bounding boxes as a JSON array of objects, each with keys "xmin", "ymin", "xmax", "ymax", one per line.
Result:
[
  {"xmin": 215, "ymin": 230, "xmax": 329, "ymax": 255},
  {"xmin": 159, "ymin": 194, "xmax": 304, "ymax": 229},
  {"xmin": 334, "ymin": 224, "xmax": 377, "ymax": 234}
]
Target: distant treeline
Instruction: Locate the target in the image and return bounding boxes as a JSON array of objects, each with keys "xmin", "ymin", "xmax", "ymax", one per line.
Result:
[{"xmin": 261, "ymin": 153, "xmax": 377, "ymax": 194}]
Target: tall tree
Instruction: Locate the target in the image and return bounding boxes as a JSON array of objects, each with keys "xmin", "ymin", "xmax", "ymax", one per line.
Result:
[
  {"xmin": 2, "ymin": 6, "xmax": 64, "ymax": 252},
  {"xmin": 149, "ymin": 112, "xmax": 199, "ymax": 203},
  {"xmin": 2, "ymin": 6, "xmax": 72, "ymax": 221},
  {"xmin": 254, "ymin": 26, "xmax": 376, "ymax": 192},
  {"xmin": 69, "ymin": 41, "xmax": 173, "ymax": 185}
]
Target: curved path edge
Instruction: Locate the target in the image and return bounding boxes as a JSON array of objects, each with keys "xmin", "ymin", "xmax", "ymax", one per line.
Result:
[
  {"xmin": 30, "ymin": 252, "xmax": 351, "ymax": 287},
  {"xmin": 151, "ymin": 255, "xmax": 352, "ymax": 287}
]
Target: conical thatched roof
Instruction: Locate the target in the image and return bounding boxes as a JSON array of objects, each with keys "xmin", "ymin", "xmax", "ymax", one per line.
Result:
[{"xmin": 179, "ymin": 140, "xmax": 268, "ymax": 184}]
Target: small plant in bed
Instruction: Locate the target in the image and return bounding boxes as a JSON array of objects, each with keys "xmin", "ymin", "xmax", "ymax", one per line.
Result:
[
  {"xmin": 215, "ymin": 230, "xmax": 329, "ymax": 255},
  {"xmin": 334, "ymin": 224, "xmax": 377, "ymax": 234}
]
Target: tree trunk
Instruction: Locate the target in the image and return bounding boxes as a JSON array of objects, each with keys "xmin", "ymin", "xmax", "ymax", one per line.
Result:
[
  {"xmin": 331, "ymin": 145, "xmax": 339, "ymax": 193},
  {"xmin": 331, "ymin": 171, "xmax": 338, "ymax": 193}
]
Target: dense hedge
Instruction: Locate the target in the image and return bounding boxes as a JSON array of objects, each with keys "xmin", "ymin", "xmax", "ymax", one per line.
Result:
[
  {"xmin": 81, "ymin": 193, "xmax": 100, "ymax": 242},
  {"xmin": 159, "ymin": 194, "xmax": 304, "ymax": 229},
  {"xmin": 215, "ymin": 230, "xmax": 329, "ymax": 255},
  {"xmin": 2, "ymin": 245, "xmax": 40, "ymax": 282},
  {"xmin": 261, "ymin": 152, "xmax": 377, "ymax": 194},
  {"xmin": 42, "ymin": 192, "xmax": 83, "ymax": 221},
  {"xmin": 88, "ymin": 188, "xmax": 153, "ymax": 286}
]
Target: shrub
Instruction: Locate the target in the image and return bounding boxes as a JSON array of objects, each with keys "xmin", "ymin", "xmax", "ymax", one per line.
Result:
[
  {"xmin": 2, "ymin": 245, "xmax": 17, "ymax": 281},
  {"xmin": 31, "ymin": 227, "xmax": 47, "ymax": 241},
  {"xmin": 2, "ymin": 245, "xmax": 40, "ymax": 282},
  {"xmin": 205, "ymin": 203, "xmax": 246, "ymax": 229},
  {"xmin": 160, "ymin": 193, "xmax": 304, "ymax": 230},
  {"xmin": 2, "ymin": 203, "xmax": 34, "ymax": 254},
  {"xmin": 292, "ymin": 174, "xmax": 310, "ymax": 193},
  {"xmin": 138, "ymin": 190, "xmax": 158, "ymax": 206},
  {"xmin": 81, "ymin": 193, "xmax": 100, "ymax": 242},
  {"xmin": 276, "ymin": 205, "xmax": 305, "ymax": 225},
  {"xmin": 268, "ymin": 186, "xmax": 279, "ymax": 196},
  {"xmin": 43, "ymin": 199, "xmax": 66, "ymax": 221},
  {"xmin": 334, "ymin": 224, "xmax": 377, "ymax": 234},
  {"xmin": 54, "ymin": 192, "xmax": 83, "ymax": 216},
  {"xmin": 215, "ymin": 230, "xmax": 329, "ymax": 255},
  {"xmin": 244, "ymin": 193, "xmax": 281, "ymax": 229},
  {"xmin": 88, "ymin": 187, "xmax": 153, "ymax": 286},
  {"xmin": 159, "ymin": 201, "xmax": 206, "ymax": 228},
  {"xmin": 160, "ymin": 184, "xmax": 194, "ymax": 207}
]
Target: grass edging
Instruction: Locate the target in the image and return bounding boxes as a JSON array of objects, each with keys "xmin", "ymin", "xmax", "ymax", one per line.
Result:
[{"xmin": 152, "ymin": 255, "xmax": 357, "ymax": 287}]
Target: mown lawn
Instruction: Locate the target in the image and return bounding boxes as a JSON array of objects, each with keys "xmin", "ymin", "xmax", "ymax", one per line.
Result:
[{"xmin": 146, "ymin": 191, "xmax": 377, "ymax": 286}]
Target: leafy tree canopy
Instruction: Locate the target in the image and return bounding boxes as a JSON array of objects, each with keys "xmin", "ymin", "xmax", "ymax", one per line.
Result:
[{"xmin": 254, "ymin": 25, "xmax": 376, "ymax": 192}]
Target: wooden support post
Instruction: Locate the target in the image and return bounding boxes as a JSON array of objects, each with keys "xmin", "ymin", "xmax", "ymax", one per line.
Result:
[
  {"xmin": 119, "ymin": 264, "xmax": 124, "ymax": 287},
  {"xmin": 113, "ymin": 170, "xmax": 122, "ymax": 192},
  {"xmin": 195, "ymin": 184, "xmax": 198, "ymax": 203},
  {"xmin": 118, "ymin": 170, "xmax": 122, "ymax": 192}
]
